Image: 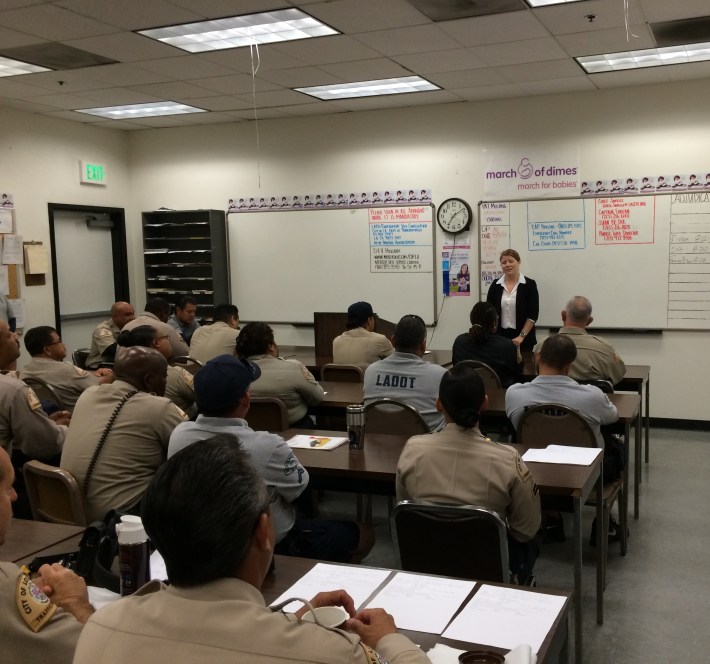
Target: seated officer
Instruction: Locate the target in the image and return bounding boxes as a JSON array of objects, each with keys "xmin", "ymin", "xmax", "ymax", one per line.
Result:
[
  {"xmin": 123, "ymin": 297, "xmax": 189, "ymax": 359},
  {"xmin": 363, "ymin": 315, "xmax": 446, "ymax": 432},
  {"xmin": 169, "ymin": 355, "xmax": 372, "ymax": 563},
  {"xmin": 60, "ymin": 346, "xmax": 186, "ymax": 522},
  {"xmin": 189, "ymin": 303, "xmax": 240, "ymax": 364},
  {"xmin": 555, "ymin": 296, "xmax": 626, "ymax": 385},
  {"xmin": 332, "ymin": 301, "xmax": 393, "ymax": 369},
  {"xmin": 1, "ymin": 447, "xmax": 94, "ymax": 663},
  {"xmin": 86, "ymin": 301, "xmax": 134, "ymax": 368},
  {"xmin": 20, "ymin": 326, "xmax": 113, "ymax": 409},
  {"xmin": 397, "ymin": 363, "xmax": 540, "ymax": 583},
  {"xmin": 167, "ymin": 295, "xmax": 200, "ymax": 345},
  {"xmin": 73, "ymin": 435, "xmax": 431, "ymax": 664}
]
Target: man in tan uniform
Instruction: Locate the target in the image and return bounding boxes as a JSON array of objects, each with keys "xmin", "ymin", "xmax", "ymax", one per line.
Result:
[
  {"xmin": 60, "ymin": 346, "xmax": 187, "ymax": 522},
  {"xmin": 397, "ymin": 363, "xmax": 540, "ymax": 583},
  {"xmin": 86, "ymin": 301, "xmax": 134, "ymax": 368},
  {"xmin": 332, "ymin": 301, "xmax": 393, "ymax": 369},
  {"xmin": 74, "ymin": 435, "xmax": 431, "ymax": 664},
  {"xmin": 0, "ymin": 447, "xmax": 94, "ymax": 663},
  {"xmin": 20, "ymin": 326, "xmax": 114, "ymax": 409},
  {"xmin": 0, "ymin": 321, "xmax": 69, "ymax": 459},
  {"xmin": 117, "ymin": 324, "xmax": 196, "ymax": 417},
  {"xmin": 237, "ymin": 322, "xmax": 323, "ymax": 428},
  {"xmin": 189, "ymin": 303, "xmax": 240, "ymax": 364},
  {"xmin": 123, "ymin": 297, "xmax": 189, "ymax": 359},
  {"xmin": 556, "ymin": 296, "xmax": 626, "ymax": 385}
]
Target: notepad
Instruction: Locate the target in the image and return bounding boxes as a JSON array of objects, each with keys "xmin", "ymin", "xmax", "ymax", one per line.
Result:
[
  {"xmin": 522, "ymin": 445, "xmax": 602, "ymax": 465},
  {"xmin": 287, "ymin": 435, "xmax": 348, "ymax": 450}
]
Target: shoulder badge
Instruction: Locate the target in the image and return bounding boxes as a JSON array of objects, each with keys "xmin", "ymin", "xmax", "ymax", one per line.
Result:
[
  {"xmin": 177, "ymin": 367, "xmax": 194, "ymax": 386},
  {"xmin": 98, "ymin": 327, "xmax": 114, "ymax": 338},
  {"xmin": 15, "ymin": 574, "xmax": 57, "ymax": 632},
  {"xmin": 73, "ymin": 365, "xmax": 88, "ymax": 376},
  {"xmin": 516, "ymin": 455, "xmax": 532, "ymax": 482},
  {"xmin": 360, "ymin": 643, "xmax": 390, "ymax": 664},
  {"xmin": 26, "ymin": 388, "xmax": 42, "ymax": 412}
]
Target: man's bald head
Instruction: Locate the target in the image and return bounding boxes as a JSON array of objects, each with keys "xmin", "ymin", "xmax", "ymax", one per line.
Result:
[
  {"xmin": 111, "ymin": 301, "xmax": 135, "ymax": 329},
  {"xmin": 562, "ymin": 296, "xmax": 593, "ymax": 328},
  {"xmin": 114, "ymin": 346, "xmax": 168, "ymax": 396}
]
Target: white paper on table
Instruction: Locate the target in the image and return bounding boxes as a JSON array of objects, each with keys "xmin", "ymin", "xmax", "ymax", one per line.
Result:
[
  {"xmin": 2, "ymin": 235, "xmax": 22, "ymax": 264},
  {"xmin": 442, "ymin": 584, "xmax": 566, "ymax": 653},
  {"xmin": 269, "ymin": 562, "xmax": 391, "ymax": 613},
  {"xmin": 150, "ymin": 549, "xmax": 168, "ymax": 582},
  {"xmin": 522, "ymin": 445, "xmax": 602, "ymax": 466},
  {"xmin": 364, "ymin": 572, "xmax": 475, "ymax": 634},
  {"xmin": 0, "ymin": 209, "xmax": 13, "ymax": 233},
  {"xmin": 87, "ymin": 585, "xmax": 121, "ymax": 610},
  {"xmin": 287, "ymin": 434, "xmax": 348, "ymax": 451}
]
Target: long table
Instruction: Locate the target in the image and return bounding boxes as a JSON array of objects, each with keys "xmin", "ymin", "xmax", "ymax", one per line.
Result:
[
  {"xmin": 261, "ymin": 555, "xmax": 571, "ymax": 664},
  {"xmin": 4, "ymin": 519, "xmax": 84, "ymax": 565},
  {"xmin": 318, "ymin": 381, "xmax": 643, "ymax": 520},
  {"xmin": 286, "ymin": 426, "xmax": 603, "ymax": 664}
]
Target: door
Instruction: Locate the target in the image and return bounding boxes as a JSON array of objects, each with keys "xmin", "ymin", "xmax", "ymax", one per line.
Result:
[{"xmin": 48, "ymin": 204, "xmax": 129, "ymax": 355}]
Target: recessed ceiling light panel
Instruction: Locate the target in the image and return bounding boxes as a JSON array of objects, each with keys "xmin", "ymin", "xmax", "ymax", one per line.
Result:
[
  {"xmin": 296, "ymin": 76, "xmax": 440, "ymax": 100},
  {"xmin": 526, "ymin": 0, "xmax": 587, "ymax": 7},
  {"xmin": 576, "ymin": 42, "xmax": 710, "ymax": 73},
  {"xmin": 0, "ymin": 56, "xmax": 50, "ymax": 77},
  {"xmin": 75, "ymin": 102, "xmax": 206, "ymax": 119},
  {"xmin": 138, "ymin": 9, "xmax": 338, "ymax": 53}
]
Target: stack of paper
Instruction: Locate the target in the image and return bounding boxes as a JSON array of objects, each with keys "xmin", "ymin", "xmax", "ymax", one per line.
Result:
[
  {"xmin": 287, "ymin": 435, "xmax": 348, "ymax": 451},
  {"xmin": 522, "ymin": 445, "xmax": 602, "ymax": 465}
]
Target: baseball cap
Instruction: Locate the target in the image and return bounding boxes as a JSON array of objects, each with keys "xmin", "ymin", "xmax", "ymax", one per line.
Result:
[
  {"xmin": 347, "ymin": 301, "xmax": 375, "ymax": 325},
  {"xmin": 194, "ymin": 355, "xmax": 261, "ymax": 413}
]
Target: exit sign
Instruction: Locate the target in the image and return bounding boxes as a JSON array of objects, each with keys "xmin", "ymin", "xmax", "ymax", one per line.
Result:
[{"xmin": 80, "ymin": 161, "xmax": 107, "ymax": 185}]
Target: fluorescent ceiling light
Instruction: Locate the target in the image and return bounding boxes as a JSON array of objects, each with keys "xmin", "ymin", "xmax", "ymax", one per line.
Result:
[
  {"xmin": 138, "ymin": 9, "xmax": 337, "ymax": 53},
  {"xmin": 296, "ymin": 76, "xmax": 440, "ymax": 100},
  {"xmin": 576, "ymin": 42, "xmax": 710, "ymax": 73},
  {"xmin": 0, "ymin": 56, "xmax": 50, "ymax": 77},
  {"xmin": 526, "ymin": 0, "xmax": 587, "ymax": 6},
  {"xmin": 75, "ymin": 101, "xmax": 206, "ymax": 119}
]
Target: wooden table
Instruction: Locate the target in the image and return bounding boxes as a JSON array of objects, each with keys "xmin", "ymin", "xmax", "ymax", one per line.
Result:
[
  {"xmin": 285, "ymin": 427, "xmax": 602, "ymax": 664},
  {"xmin": 261, "ymin": 555, "xmax": 571, "ymax": 664},
  {"xmin": 3, "ymin": 519, "xmax": 84, "ymax": 565},
  {"xmin": 616, "ymin": 365, "xmax": 650, "ymax": 464}
]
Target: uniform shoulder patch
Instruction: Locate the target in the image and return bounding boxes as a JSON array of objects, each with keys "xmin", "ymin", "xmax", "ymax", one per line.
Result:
[
  {"xmin": 98, "ymin": 327, "xmax": 114, "ymax": 338},
  {"xmin": 359, "ymin": 643, "xmax": 390, "ymax": 664},
  {"xmin": 72, "ymin": 365, "xmax": 88, "ymax": 376},
  {"xmin": 177, "ymin": 367, "xmax": 194, "ymax": 386},
  {"xmin": 26, "ymin": 388, "xmax": 42, "ymax": 412},
  {"xmin": 516, "ymin": 455, "xmax": 532, "ymax": 482},
  {"xmin": 16, "ymin": 573, "xmax": 57, "ymax": 632}
]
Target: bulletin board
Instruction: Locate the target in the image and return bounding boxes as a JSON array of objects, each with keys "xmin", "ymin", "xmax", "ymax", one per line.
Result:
[
  {"xmin": 479, "ymin": 192, "xmax": 710, "ymax": 329},
  {"xmin": 228, "ymin": 205, "xmax": 437, "ymax": 324}
]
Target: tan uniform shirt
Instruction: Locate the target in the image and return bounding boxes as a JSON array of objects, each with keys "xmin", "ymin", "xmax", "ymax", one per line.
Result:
[
  {"xmin": 0, "ymin": 372, "xmax": 67, "ymax": 458},
  {"xmin": 558, "ymin": 326, "xmax": 626, "ymax": 385},
  {"xmin": 396, "ymin": 423, "xmax": 541, "ymax": 542},
  {"xmin": 0, "ymin": 561, "xmax": 83, "ymax": 664},
  {"xmin": 332, "ymin": 327, "xmax": 393, "ymax": 369},
  {"xmin": 20, "ymin": 357, "xmax": 99, "ymax": 409},
  {"xmin": 166, "ymin": 365, "xmax": 196, "ymax": 417},
  {"xmin": 249, "ymin": 354, "xmax": 324, "ymax": 425},
  {"xmin": 87, "ymin": 319, "xmax": 120, "ymax": 368},
  {"xmin": 123, "ymin": 313, "xmax": 189, "ymax": 359},
  {"xmin": 60, "ymin": 380, "xmax": 187, "ymax": 522},
  {"xmin": 189, "ymin": 321, "xmax": 239, "ymax": 364},
  {"xmin": 73, "ymin": 577, "xmax": 431, "ymax": 664}
]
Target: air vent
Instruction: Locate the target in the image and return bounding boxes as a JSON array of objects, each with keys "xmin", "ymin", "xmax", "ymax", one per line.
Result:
[
  {"xmin": 0, "ymin": 43, "xmax": 116, "ymax": 70},
  {"xmin": 407, "ymin": 0, "xmax": 527, "ymax": 22},
  {"xmin": 651, "ymin": 17, "xmax": 710, "ymax": 48}
]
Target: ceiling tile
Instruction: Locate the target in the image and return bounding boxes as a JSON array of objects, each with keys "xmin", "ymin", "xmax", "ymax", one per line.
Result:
[
  {"xmin": 4, "ymin": 68, "xmax": 109, "ymax": 92},
  {"xmin": 77, "ymin": 87, "xmax": 162, "ymax": 105},
  {"xmin": 0, "ymin": 25, "xmax": 46, "ymax": 48},
  {"xmin": 133, "ymin": 55, "xmax": 244, "ymax": 79},
  {"xmin": 277, "ymin": 101, "xmax": 348, "ymax": 116},
  {"xmin": 63, "ymin": 32, "xmax": 176, "ymax": 63},
  {"xmin": 443, "ymin": 83, "xmax": 525, "ymax": 101},
  {"xmin": 0, "ymin": 4, "xmax": 116, "ymax": 40},
  {"xmin": 472, "ymin": 37, "xmax": 568, "ymax": 66},
  {"xmin": 532, "ymin": 0, "xmax": 645, "ymax": 36},
  {"xmin": 438, "ymin": 11, "xmax": 549, "ymax": 46},
  {"xmin": 72, "ymin": 62, "xmax": 173, "ymax": 86},
  {"xmin": 636, "ymin": 0, "xmax": 710, "ymax": 24},
  {"xmin": 589, "ymin": 66, "xmax": 671, "ymax": 89},
  {"xmin": 273, "ymin": 35, "xmax": 382, "ymax": 64},
  {"xmin": 518, "ymin": 75, "xmax": 597, "ymax": 95},
  {"xmin": 46, "ymin": 109, "xmax": 104, "ymax": 122},
  {"xmin": 427, "ymin": 68, "xmax": 512, "ymax": 89},
  {"xmin": 318, "ymin": 58, "xmax": 412, "ymax": 81},
  {"xmin": 183, "ymin": 96, "xmax": 253, "ymax": 111},
  {"xmin": 28, "ymin": 91, "xmax": 106, "ymax": 109},
  {"xmin": 127, "ymin": 80, "xmax": 224, "ymax": 100},
  {"xmin": 189, "ymin": 74, "xmax": 281, "ymax": 95},
  {"xmin": 56, "ymin": 0, "xmax": 202, "ymax": 31},
  {"xmin": 166, "ymin": 0, "xmax": 293, "ymax": 18},
  {"xmin": 495, "ymin": 58, "xmax": 586, "ymax": 83},
  {"xmin": 304, "ymin": 0, "xmax": 429, "ymax": 33},
  {"xmin": 246, "ymin": 88, "xmax": 317, "ymax": 106},
  {"xmin": 556, "ymin": 25, "xmax": 655, "ymax": 56},
  {"xmin": 200, "ymin": 45, "xmax": 308, "ymax": 73},
  {"xmin": 353, "ymin": 24, "xmax": 462, "ymax": 56},
  {"xmin": 0, "ymin": 96, "xmax": 59, "ymax": 113},
  {"xmin": 257, "ymin": 66, "xmax": 343, "ymax": 88},
  {"xmin": 91, "ymin": 118, "xmax": 152, "ymax": 130},
  {"xmin": 392, "ymin": 49, "xmax": 489, "ymax": 74}
]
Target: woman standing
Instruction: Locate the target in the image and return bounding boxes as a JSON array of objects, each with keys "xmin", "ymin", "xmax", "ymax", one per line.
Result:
[
  {"xmin": 452, "ymin": 302, "xmax": 522, "ymax": 387},
  {"xmin": 486, "ymin": 249, "xmax": 539, "ymax": 352}
]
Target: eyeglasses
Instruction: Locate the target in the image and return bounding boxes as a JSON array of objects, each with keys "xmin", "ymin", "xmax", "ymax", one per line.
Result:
[{"xmin": 46, "ymin": 339, "xmax": 63, "ymax": 346}]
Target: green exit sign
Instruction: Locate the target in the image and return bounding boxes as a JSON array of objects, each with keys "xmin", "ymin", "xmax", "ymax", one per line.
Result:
[{"xmin": 80, "ymin": 160, "xmax": 107, "ymax": 185}]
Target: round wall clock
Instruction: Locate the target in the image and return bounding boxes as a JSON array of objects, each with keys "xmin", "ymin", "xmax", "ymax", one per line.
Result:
[{"xmin": 437, "ymin": 198, "xmax": 473, "ymax": 234}]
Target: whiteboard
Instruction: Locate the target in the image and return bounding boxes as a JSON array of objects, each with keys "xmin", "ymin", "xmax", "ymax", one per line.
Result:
[
  {"xmin": 228, "ymin": 206, "xmax": 436, "ymax": 324},
  {"xmin": 478, "ymin": 192, "xmax": 710, "ymax": 329}
]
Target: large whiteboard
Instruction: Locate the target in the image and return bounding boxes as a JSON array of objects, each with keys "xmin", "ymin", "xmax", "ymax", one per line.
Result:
[
  {"xmin": 479, "ymin": 192, "xmax": 710, "ymax": 329},
  {"xmin": 228, "ymin": 206, "xmax": 436, "ymax": 324}
]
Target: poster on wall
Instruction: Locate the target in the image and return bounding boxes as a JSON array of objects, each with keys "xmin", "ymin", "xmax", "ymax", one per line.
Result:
[
  {"xmin": 0, "ymin": 193, "xmax": 13, "ymax": 209},
  {"xmin": 368, "ymin": 207, "xmax": 433, "ymax": 273},
  {"xmin": 442, "ymin": 242, "xmax": 471, "ymax": 296},
  {"xmin": 484, "ymin": 147, "xmax": 579, "ymax": 200}
]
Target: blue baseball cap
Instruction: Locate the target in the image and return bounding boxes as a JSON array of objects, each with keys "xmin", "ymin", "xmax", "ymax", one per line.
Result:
[{"xmin": 194, "ymin": 354, "xmax": 261, "ymax": 413}]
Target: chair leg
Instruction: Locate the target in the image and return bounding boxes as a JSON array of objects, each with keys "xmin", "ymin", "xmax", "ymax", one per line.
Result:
[
  {"xmin": 619, "ymin": 480, "xmax": 628, "ymax": 557},
  {"xmin": 602, "ymin": 502, "xmax": 611, "ymax": 591}
]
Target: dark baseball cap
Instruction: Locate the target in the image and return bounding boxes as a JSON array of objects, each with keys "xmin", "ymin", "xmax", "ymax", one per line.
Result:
[
  {"xmin": 194, "ymin": 355, "xmax": 261, "ymax": 413},
  {"xmin": 347, "ymin": 301, "xmax": 375, "ymax": 324}
]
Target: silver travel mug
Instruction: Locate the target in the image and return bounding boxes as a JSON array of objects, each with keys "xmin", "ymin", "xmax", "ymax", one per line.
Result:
[{"xmin": 346, "ymin": 404, "xmax": 366, "ymax": 450}]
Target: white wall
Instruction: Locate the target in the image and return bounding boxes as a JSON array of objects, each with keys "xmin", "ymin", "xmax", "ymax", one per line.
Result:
[
  {"xmin": 0, "ymin": 108, "xmax": 131, "ymax": 364},
  {"xmin": 2, "ymin": 79, "xmax": 709, "ymax": 420}
]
